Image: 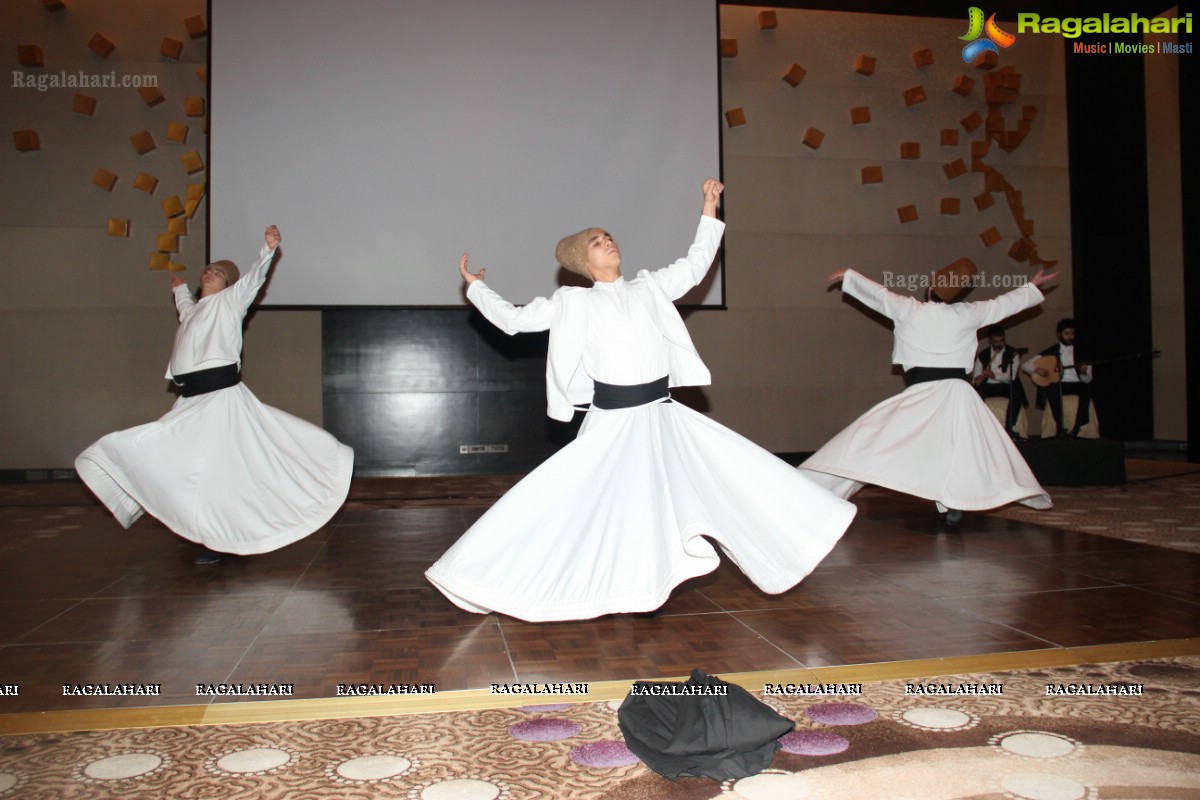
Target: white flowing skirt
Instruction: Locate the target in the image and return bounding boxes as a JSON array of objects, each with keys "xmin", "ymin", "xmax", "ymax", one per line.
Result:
[
  {"xmin": 75, "ymin": 383, "xmax": 354, "ymax": 554},
  {"xmin": 800, "ymin": 379, "xmax": 1051, "ymax": 511},
  {"xmin": 426, "ymin": 400, "xmax": 857, "ymax": 622}
]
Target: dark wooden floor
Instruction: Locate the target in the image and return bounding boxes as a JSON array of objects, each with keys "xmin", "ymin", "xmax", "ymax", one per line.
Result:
[{"xmin": 1, "ymin": 479, "xmax": 1199, "ymax": 714}]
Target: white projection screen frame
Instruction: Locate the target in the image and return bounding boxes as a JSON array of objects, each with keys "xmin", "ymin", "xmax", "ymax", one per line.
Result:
[{"xmin": 209, "ymin": 0, "xmax": 724, "ymax": 307}]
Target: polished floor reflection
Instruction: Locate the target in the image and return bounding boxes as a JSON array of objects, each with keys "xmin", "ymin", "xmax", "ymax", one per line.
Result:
[{"xmin": 1, "ymin": 477, "xmax": 1198, "ymax": 714}]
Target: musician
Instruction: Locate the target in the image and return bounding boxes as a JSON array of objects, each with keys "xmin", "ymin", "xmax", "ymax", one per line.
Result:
[
  {"xmin": 1022, "ymin": 318, "xmax": 1093, "ymax": 437},
  {"xmin": 972, "ymin": 325, "xmax": 1028, "ymax": 437}
]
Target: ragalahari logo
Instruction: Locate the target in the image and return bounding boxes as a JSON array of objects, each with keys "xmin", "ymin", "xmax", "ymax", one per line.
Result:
[{"xmin": 960, "ymin": 7, "xmax": 1017, "ymax": 63}]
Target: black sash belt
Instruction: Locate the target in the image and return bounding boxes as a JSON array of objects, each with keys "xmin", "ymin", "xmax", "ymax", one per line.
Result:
[
  {"xmin": 592, "ymin": 376, "xmax": 671, "ymax": 410},
  {"xmin": 903, "ymin": 367, "xmax": 970, "ymax": 387},
  {"xmin": 173, "ymin": 363, "xmax": 241, "ymax": 397}
]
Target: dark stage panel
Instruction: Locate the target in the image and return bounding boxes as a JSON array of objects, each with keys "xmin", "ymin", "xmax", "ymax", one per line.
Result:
[
  {"xmin": 1016, "ymin": 437, "xmax": 1127, "ymax": 486},
  {"xmin": 322, "ymin": 309, "xmax": 582, "ymax": 476}
]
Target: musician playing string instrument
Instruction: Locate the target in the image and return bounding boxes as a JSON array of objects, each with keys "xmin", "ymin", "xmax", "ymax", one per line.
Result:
[{"xmin": 1022, "ymin": 317, "xmax": 1093, "ymax": 437}]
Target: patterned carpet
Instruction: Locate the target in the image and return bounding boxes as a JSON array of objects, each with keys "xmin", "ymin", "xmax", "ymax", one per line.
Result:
[
  {"xmin": 2, "ymin": 656, "xmax": 1198, "ymax": 799},
  {"xmin": 992, "ymin": 465, "xmax": 1200, "ymax": 554}
]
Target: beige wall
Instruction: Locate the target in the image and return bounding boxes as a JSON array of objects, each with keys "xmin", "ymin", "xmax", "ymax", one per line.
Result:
[
  {"xmin": 705, "ymin": 6, "xmax": 1076, "ymax": 449},
  {"xmin": 0, "ymin": 2, "xmax": 1187, "ymax": 469},
  {"xmin": 0, "ymin": 0, "xmax": 321, "ymax": 469}
]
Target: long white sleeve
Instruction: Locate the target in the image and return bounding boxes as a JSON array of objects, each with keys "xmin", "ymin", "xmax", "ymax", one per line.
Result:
[
  {"xmin": 465, "ymin": 280, "xmax": 556, "ymax": 335},
  {"xmin": 643, "ymin": 216, "xmax": 726, "ymax": 302},
  {"xmin": 841, "ymin": 269, "xmax": 920, "ymax": 322},
  {"xmin": 231, "ymin": 243, "xmax": 277, "ymax": 312}
]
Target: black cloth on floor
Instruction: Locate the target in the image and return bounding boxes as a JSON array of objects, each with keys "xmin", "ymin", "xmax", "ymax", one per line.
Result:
[{"xmin": 617, "ymin": 668, "xmax": 795, "ymax": 781}]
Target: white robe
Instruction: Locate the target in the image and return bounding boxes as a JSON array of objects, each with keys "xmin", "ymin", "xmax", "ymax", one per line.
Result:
[
  {"xmin": 75, "ymin": 245, "xmax": 354, "ymax": 554},
  {"xmin": 425, "ymin": 218, "xmax": 857, "ymax": 621},
  {"xmin": 800, "ymin": 269, "xmax": 1051, "ymax": 511}
]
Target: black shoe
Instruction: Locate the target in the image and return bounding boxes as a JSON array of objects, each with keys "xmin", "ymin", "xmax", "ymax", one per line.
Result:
[
  {"xmin": 946, "ymin": 509, "xmax": 964, "ymax": 526},
  {"xmin": 194, "ymin": 547, "xmax": 224, "ymax": 565}
]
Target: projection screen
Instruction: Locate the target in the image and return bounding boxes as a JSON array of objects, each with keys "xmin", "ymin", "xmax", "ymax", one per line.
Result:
[{"xmin": 210, "ymin": 0, "xmax": 724, "ymax": 307}]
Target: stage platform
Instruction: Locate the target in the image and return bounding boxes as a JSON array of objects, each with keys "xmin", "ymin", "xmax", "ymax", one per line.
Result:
[{"xmin": 1, "ymin": 464, "xmax": 1198, "ymax": 727}]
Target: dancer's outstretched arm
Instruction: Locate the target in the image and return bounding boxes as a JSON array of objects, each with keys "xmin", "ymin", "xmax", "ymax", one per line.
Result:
[
  {"xmin": 648, "ymin": 178, "xmax": 726, "ymax": 301},
  {"xmin": 969, "ymin": 266, "xmax": 1057, "ymax": 327},
  {"xmin": 231, "ymin": 225, "xmax": 281, "ymax": 312},
  {"xmin": 828, "ymin": 268, "xmax": 917, "ymax": 322},
  {"xmin": 170, "ymin": 274, "xmax": 195, "ymax": 319},
  {"xmin": 459, "ymin": 253, "xmax": 554, "ymax": 335}
]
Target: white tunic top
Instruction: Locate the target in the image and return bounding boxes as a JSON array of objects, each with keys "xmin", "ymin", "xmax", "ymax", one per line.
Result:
[
  {"xmin": 167, "ymin": 243, "xmax": 275, "ymax": 377},
  {"xmin": 583, "ymin": 277, "xmax": 671, "ymax": 385},
  {"xmin": 841, "ymin": 269, "xmax": 1044, "ymax": 370},
  {"xmin": 467, "ymin": 215, "xmax": 724, "ymax": 418}
]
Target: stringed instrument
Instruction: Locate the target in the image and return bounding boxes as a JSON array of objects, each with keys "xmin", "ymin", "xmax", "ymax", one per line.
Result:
[{"xmin": 1028, "ymin": 349, "xmax": 1160, "ymax": 387}]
